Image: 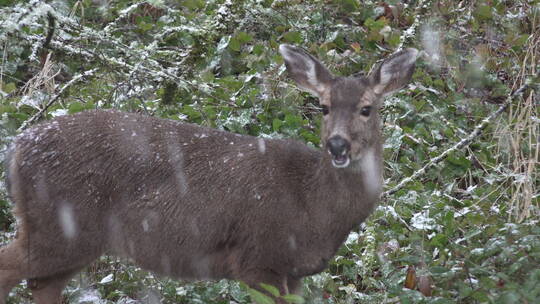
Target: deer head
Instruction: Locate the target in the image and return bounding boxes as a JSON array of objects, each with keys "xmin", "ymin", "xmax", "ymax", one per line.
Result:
[{"xmin": 279, "ymin": 45, "xmax": 418, "ymax": 169}]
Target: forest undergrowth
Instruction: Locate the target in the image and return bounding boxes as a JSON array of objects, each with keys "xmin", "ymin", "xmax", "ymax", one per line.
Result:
[{"xmin": 0, "ymin": 0, "xmax": 538, "ymax": 303}]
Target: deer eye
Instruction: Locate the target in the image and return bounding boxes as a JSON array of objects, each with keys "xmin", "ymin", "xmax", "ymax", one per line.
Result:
[
  {"xmin": 321, "ymin": 105, "xmax": 329, "ymax": 115},
  {"xmin": 360, "ymin": 106, "xmax": 372, "ymax": 117}
]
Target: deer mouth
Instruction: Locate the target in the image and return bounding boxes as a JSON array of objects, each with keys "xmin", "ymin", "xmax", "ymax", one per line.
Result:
[{"xmin": 331, "ymin": 152, "xmax": 350, "ymax": 168}]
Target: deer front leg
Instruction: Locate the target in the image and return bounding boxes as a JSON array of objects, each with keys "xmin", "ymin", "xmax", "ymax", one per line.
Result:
[
  {"xmin": 0, "ymin": 239, "xmax": 27, "ymax": 304},
  {"xmin": 0, "ymin": 270, "xmax": 23, "ymax": 304},
  {"xmin": 29, "ymin": 270, "xmax": 79, "ymax": 304}
]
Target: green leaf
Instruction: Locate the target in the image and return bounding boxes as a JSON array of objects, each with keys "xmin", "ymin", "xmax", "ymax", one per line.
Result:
[
  {"xmin": 272, "ymin": 118, "xmax": 283, "ymax": 132},
  {"xmin": 248, "ymin": 288, "xmax": 275, "ymax": 304},
  {"xmin": 68, "ymin": 102, "xmax": 87, "ymax": 114},
  {"xmin": 236, "ymin": 31, "xmax": 253, "ymax": 44},
  {"xmin": 474, "ymin": 5, "xmax": 492, "ymax": 21},
  {"xmin": 259, "ymin": 283, "xmax": 280, "ymax": 298},
  {"xmin": 183, "ymin": 0, "xmax": 205, "ymax": 10},
  {"xmin": 2, "ymin": 82, "xmax": 16, "ymax": 94},
  {"xmin": 282, "ymin": 294, "xmax": 305, "ymax": 303},
  {"xmin": 282, "ymin": 31, "xmax": 302, "ymax": 44},
  {"xmin": 338, "ymin": 0, "xmax": 359, "ymax": 12},
  {"xmin": 0, "ymin": 104, "xmax": 17, "ymax": 114},
  {"xmin": 253, "ymin": 44, "xmax": 265, "ymax": 55},
  {"xmin": 137, "ymin": 21, "xmax": 153, "ymax": 32},
  {"xmin": 229, "ymin": 37, "xmax": 241, "ymax": 52},
  {"xmin": 430, "ymin": 233, "xmax": 448, "ymax": 248},
  {"xmin": 446, "ymin": 153, "xmax": 471, "ymax": 168}
]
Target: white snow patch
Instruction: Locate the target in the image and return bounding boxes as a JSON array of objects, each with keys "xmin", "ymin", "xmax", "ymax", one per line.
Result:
[
  {"xmin": 75, "ymin": 288, "xmax": 105, "ymax": 304},
  {"xmin": 346, "ymin": 231, "xmax": 359, "ymax": 245},
  {"xmin": 471, "ymin": 248, "xmax": 484, "ymax": 255},
  {"xmin": 176, "ymin": 286, "xmax": 188, "ymax": 296},
  {"xmin": 411, "ymin": 211, "xmax": 436, "ymax": 230},
  {"xmin": 454, "ymin": 206, "xmax": 473, "ymax": 218},
  {"xmin": 50, "ymin": 109, "xmax": 68, "ymax": 117},
  {"xmin": 432, "ymin": 247, "xmax": 439, "ymax": 259},
  {"xmin": 376, "ymin": 205, "xmax": 399, "ymax": 218},
  {"xmin": 99, "ymin": 274, "xmax": 114, "ymax": 284}
]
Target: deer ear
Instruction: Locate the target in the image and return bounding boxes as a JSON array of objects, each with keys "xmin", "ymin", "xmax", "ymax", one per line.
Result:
[
  {"xmin": 279, "ymin": 44, "xmax": 334, "ymax": 98},
  {"xmin": 370, "ymin": 48, "xmax": 418, "ymax": 97}
]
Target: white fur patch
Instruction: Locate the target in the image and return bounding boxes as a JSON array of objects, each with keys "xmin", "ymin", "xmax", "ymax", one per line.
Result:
[
  {"xmin": 305, "ymin": 57, "xmax": 318, "ymax": 87},
  {"xmin": 378, "ymin": 64, "xmax": 393, "ymax": 89},
  {"xmin": 361, "ymin": 149, "xmax": 382, "ymax": 197}
]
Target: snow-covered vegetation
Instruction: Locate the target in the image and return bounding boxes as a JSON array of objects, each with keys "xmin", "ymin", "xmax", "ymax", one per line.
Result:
[{"xmin": 1, "ymin": 0, "xmax": 539, "ymax": 303}]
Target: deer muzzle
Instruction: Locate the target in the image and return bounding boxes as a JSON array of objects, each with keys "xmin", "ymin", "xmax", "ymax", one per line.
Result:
[{"xmin": 326, "ymin": 135, "xmax": 351, "ymax": 168}]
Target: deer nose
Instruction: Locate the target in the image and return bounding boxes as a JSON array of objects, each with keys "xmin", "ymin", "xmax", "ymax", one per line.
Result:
[{"xmin": 326, "ymin": 136, "xmax": 350, "ymax": 157}]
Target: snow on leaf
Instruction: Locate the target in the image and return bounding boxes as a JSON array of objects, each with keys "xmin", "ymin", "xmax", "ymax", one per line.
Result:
[
  {"xmin": 75, "ymin": 288, "xmax": 106, "ymax": 304},
  {"xmin": 99, "ymin": 274, "xmax": 114, "ymax": 285},
  {"xmin": 410, "ymin": 211, "xmax": 437, "ymax": 230}
]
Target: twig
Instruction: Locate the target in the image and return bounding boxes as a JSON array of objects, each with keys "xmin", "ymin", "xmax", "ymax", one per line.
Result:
[
  {"xmin": 382, "ymin": 82, "xmax": 531, "ymax": 198},
  {"xmin": 17, "ymin": 68, "xmax": 98, "ymax": 131},
  {"xmin": 396, "ymin": 0, "xmax": 428, "ymax": 51}
]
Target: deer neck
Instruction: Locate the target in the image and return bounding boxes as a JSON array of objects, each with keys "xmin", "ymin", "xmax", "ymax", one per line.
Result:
[{"xmin": 310, "ymin": 145, "xmax": 383, "ymax": 209}]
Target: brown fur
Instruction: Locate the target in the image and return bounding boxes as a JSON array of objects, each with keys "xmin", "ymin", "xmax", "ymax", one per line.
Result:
[{"xmin": 0, "ymin": 45, "xmax": 417, "ymax": 304}]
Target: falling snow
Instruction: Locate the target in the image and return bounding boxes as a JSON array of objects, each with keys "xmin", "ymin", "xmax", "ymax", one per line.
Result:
[
  {"xmin": 58, "ymin": 203, "xmax": 77, "ymax": 239},
  {"xmin": 257, "ymin": 138, "xmax": 266, "ymax": 154}
]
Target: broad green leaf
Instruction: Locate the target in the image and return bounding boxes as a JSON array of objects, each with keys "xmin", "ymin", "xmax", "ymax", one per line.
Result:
[
  {"xmin": 282, "ymin": 31, "xmax": 302, "ymax": 44},
  {"xmin": 236, "ymin": 31, "xmax": 253, "ymax": 44},
  {"xmin": 68, "ymin": 102, "xmax": 87, "ymax": 114},
  {"xmin": 2, "ymin": 82, "xmax": 16, "ymax": 94},
  {"xmin": 259, "ymin": 283, "xmax": 280, "ymax": 297},
  {"xmin": 430, "ymin": 266, "xmax": 450, "ymax": 274},
  {"xmin": 229, "ymin": 37, "xmax": 241, "ymax": 52},
  {"xmin": 281, "ymin": 294, "xmax": 305, "ymax": 303},
  {"xmin": 272, "ymin": 118, "xmax": 283, "ymax": 131},
  {"xmin": 474, "ymin": 5, "xmax": 492, "ymax": 20},
  {"xmin": 248, "ymin": 288, "xmax": 275, "ymax": 304}
]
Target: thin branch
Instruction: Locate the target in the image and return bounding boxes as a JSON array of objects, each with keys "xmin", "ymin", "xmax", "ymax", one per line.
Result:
[
  {"xmin": 382, "ymin": 82, "xmax": 531, "ymax": 198},
  {"xmin": 396, "ymin": 0, "xmax": 428, "ymax": 51},
  {"xmin": 17, "ymin": 68, "xmax": 98, "ymax": 131}
]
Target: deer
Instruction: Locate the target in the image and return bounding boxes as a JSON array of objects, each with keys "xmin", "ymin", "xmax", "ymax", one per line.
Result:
[{"xmin": 0, "ymin": 44, "xmax": 418, "ymax": 304}]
